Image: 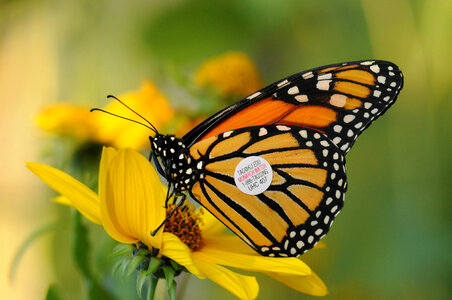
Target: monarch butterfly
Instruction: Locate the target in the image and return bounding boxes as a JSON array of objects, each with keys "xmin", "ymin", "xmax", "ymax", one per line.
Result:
[{"xmin": 141, "ymin": 60, "xmax": 403, "ymax": 257}]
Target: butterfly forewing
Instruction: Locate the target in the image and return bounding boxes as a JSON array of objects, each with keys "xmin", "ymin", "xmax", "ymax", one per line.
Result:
[
  {"xmin": 188, "ymin": 125, "xmax": 346, "ymax": 257},
  {"xmin": 183, "ymin": 60, "xmax": 403, "ymax": 155}
]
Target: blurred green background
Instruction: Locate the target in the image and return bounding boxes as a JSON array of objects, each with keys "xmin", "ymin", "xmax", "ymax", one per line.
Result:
[{"xmin": 1, "ymin": 0, "xmax": 450, "ymax": 299}]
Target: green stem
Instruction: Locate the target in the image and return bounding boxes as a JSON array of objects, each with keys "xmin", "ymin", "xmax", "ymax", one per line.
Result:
[{"xmin": 147, "ymin": 277, "xmax": 158, "ymax": 300}]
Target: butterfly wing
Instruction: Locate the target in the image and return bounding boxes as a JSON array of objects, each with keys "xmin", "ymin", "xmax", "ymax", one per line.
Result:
[
  {"xmin": 183, "ymin": 60, "xmax": 403, "ymax": 153},
  {"xmin": 188, "ymin": 125, "xmax": 346, "ymax": 257}
]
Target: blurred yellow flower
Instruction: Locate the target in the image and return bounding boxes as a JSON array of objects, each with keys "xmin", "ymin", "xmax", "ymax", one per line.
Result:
[
  {"xmin": 27, "ymin": 147, "xmax": 327, "ymax": 299},
  {"xmin": 36, "ymin": 103, "xmax": 98, "ymax": 142},
  {"xmin": 36, "ymin": 81, "xmax": 174, "ymax": 149},
  {"xmin": 95, "ymin": 81, "xmax": 174, "ymax": 149},
  {"xmin": 195, "ymin": 52, "xmax": 263, "ymax": 98}
]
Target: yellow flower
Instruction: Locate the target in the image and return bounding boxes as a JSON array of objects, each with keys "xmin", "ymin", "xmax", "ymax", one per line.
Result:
[
  {"xmin": 36, "ymin": 81, "xmax": 174, "ymax": 149},
  {"xmin": 27, "ymin": 147, "xmax": 327, "ymax": 299},
  {"xmin": 195, "ymin": 52, "xmax": 263, "ymax": 98},
  {"xmin": 36, "ymin": 103, "xmax": 98, "ymax": 142},
  {"xmin": 95, "ymin": 81, "xmax": 174, "ymax": 149}
]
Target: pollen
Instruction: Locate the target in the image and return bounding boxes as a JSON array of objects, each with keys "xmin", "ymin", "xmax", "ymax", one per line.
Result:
[{"xmin": 164, "ymin": 201, "xmax": 204, "ymax": 251}]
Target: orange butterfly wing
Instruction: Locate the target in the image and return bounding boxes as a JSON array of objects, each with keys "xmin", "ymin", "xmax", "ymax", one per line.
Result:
[
  {"xmin": 183, "ymin": 60, "xmax": 403, "ymax": 154},
  {"xmin": 188, "ymin": 125, "xmax": 346, "ymax": 256}
]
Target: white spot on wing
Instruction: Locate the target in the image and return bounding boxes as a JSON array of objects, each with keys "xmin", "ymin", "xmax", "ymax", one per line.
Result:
[
  {"xmin": 299, "ymin": 130, "xmax": 308, "ymax": 139},
  {"xmin": 223, "ymin": 131, "xmax": 233, "ymax": 137},
  {"xmin": 277, "ymin": 79, "xmax": 289, "ymax": 87},
  {"xmin": 247, "ymin": 91, "xmax": 261, "ymax": 99},
  {"xmin": 302, "ymin": 71, "xmax": 314, "ymax": 79},
  {"xmin": 316, "ymin": 80, "xmax": 331, "ymax": 90},
  {"xmin": 377, "ymin": 76, "xmax": 386, "ymax": 84},
  {"xmin": 343, "ymin": 114, "xmax": 355, "ymax": 123},
  {"xmin": 318, "ymin": 73, "xmax": 332, "ymax": 80},
  {"xmin": 295, "ymin": 94, "xmax": 308, "ymax": 102},
  {"xmin": 333, "ymin": 125, "xmax": 342, "ymax": 133},
  {"xmin": 330, "ymin": 94, "xmax": 347, "ymax": 107},
  {"xmin": 288, "ymin": 86, "xmax": 299, "ymax": 95},
  {"xmin": 370, "ymin": 64, "xmax": 380, "ymax": 73},
  {"xmin": 333, "ymin": 137, "xmax": 342, "ymax": 144},
  {"xmin": 276, "ymin": 125, "xmax": 291, "ymax": 131},
  {"xmin": 259, "ymin": 128, "xmax": 268, "ymax": 136}
]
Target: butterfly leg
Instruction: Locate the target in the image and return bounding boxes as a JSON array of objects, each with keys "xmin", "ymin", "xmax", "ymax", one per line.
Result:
[
  {"xmin": 150, "ymin": 193, "xmax": 186, "ymax": 236},
  {"xmin": 164, "ymin": 184, "xmax": 176, "ymax": 208},
  {"xmin": 150, "ymin": 151, "xmax": 166, "ymax": 177}
]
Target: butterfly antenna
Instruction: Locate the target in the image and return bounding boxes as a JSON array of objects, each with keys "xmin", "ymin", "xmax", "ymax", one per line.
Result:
[
  {"xmin": 107, "ymin": 95, "xmax": 159, "ymax": 133},
  {"xmin": 90, "ymin": 108, "xmax": 157, "ymax": 133}
]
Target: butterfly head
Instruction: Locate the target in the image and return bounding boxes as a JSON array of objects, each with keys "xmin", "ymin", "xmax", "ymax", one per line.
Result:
[
  {"xmin": 151, "ymin": 134, "xmax": 185, "ymax": 157},
  {"xmin": 151, "ymin": 134, "xmax": 200, "ymax": 192}
]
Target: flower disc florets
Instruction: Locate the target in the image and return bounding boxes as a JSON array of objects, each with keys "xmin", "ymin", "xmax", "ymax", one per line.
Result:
[{"xmin": 164, "ymin": 201, "xmax": 204, "ymax": 251}]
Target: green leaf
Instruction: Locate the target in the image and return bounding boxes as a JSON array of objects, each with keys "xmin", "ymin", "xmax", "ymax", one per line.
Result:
[
  {"xmin": 71, "ymin": 212, "xmax": 117, "ymax": 300},
  {"xmin": 127, "ymin": 254, "xmax": 147, "ymax": 276},
  {"xmin": 112, "ymin": 259, "xmax": 123, "ymax": 276},
  {"xmin": 136, "ymin": 270, "xmax": 148, "ymax": 299},
  {"xmin": 146, "ymin": 257, "xmax": 162, "ymax": 275},
  {"xmin": 169, "ymin": 259, "xmax": 181, "ymax": 271},
  {"xmin": 87, "ymin": 279, "xmax": 117, "ymax": 300},
  {"xmin": 45, "ymin": 284, "xmax": 63, "ymax": 300},
  {"xmin": 162, "ymin": 265, "xmax": 176, "ymax": 300},
  {"xmin": 119, "ymin": 256, "xmax": 131, "ymax": 277},
  {"xmin": 9, "ymin": 222, "xmax": 58, "ymax": 282},
  {"xmin": 112, "ymin": 244, "xmax": 134, "ymax": 257},
  {"xmin": 72, "ymin": 211, "xmax": 92, "ymax": 277},
  {"xmin": 147, "ymin": 276, "xmax": 158, "ymax": 300}
]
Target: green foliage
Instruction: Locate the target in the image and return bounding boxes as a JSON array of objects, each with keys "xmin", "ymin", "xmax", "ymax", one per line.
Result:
[
  {"xmin": 9, "ymin": 223, "xmax": 58, "ymax": 283},
  {"xmin": 45, "ymin": 284, "xmax": 63, "ymax": 300},
  {"xmin": 162, "ymin": 265, "xmax": 176, "ymax": 300},
  {"xmin": 72, "ymin": 212, "xmax": 116, "ymax": 300},
  {"xmin": 6, "ymin": 0, "xmax": 450, "ymax": 299},
  {"xmin": 136, "ymin": 270, "xmax": 148, "ymax": 299}
]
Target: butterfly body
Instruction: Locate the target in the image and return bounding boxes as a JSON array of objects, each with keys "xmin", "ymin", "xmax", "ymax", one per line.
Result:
[{"xmin": 150, "ymin": 60, "xmax": 403, "ymax": 257}]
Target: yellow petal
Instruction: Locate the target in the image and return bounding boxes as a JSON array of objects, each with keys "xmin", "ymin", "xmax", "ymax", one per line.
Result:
[
  {"xmin": 53, "ymin": 195, "xmax": 72, "ymax": 206},
  {"xmin": 26, "ymin": 162, "xmax": 101, "ymax": 224},
  {"xmin": 98, "ymin": 147, "xmax": 118, "ymax": 196},
  {"xmin": 36, "ymin": 103, "xmax": 98, "ymax": 141},
  {"xmin": 160, "ymin": 232, "xmax": 203, "ymax": 278},
  {"xmin": 101, "ymin": 149, "xmax": 165, "ymax": 248},
  {"xmin": 95, "ymin": 81, "xmax": 174, "ymax": 149},
  {"xmin": 195, "ymin": 243, "xmax": 311, "ymax": 276},
  {"xmin": 195, "ymin": 52, "xmax": 263, "ymax": 98},
  {"xmin": 192, "ymin": 254, "xmax": 259, "ymax": 300},
  {"xmin": 203, "ymin": 235, "xmax": 256, "ymax": 254},
  {"xmin": 267, "ymin": 270, "xmax": 328, "ymax": 296},
  {"xmin": 198, "ymin": 207, "xmax": 227, "ymax": 237}
]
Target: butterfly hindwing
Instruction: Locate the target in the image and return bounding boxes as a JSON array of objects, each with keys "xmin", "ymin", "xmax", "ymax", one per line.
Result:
[
  {"xmin": 188, "ymin": 125, "xmax": 346, "ymax": 257},
  {"xmin": 183, "ymin": 60, "xmax": 403, "ymax": 154}
]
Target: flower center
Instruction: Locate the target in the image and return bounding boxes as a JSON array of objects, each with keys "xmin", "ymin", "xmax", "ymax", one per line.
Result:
[{"xmin": 164, "ymin": 201, "xmax": 204, "ymax": 251}]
